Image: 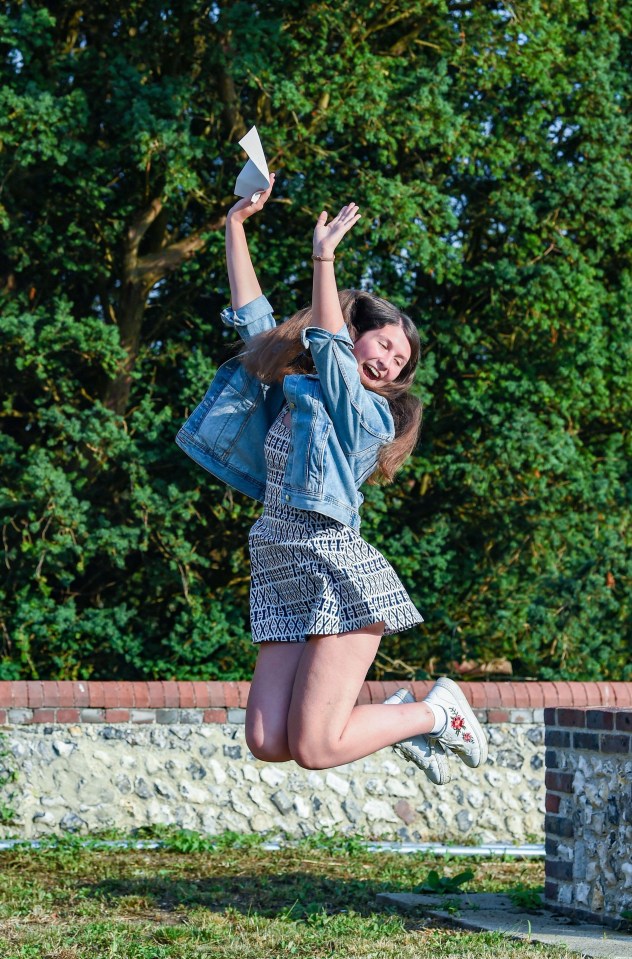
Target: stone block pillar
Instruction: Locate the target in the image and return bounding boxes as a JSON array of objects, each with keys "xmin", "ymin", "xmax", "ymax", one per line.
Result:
[{"xmin": 544, "ymin": 706, "xmax": 632, "ymax": 928}]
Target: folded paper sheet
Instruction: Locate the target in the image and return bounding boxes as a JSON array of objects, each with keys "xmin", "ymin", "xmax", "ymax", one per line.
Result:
[{"xmin": 235, "ymin": 126, "xmax": 270, "ymax": 202}]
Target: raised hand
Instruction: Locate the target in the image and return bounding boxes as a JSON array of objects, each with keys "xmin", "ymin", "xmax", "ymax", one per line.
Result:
[
  {"xmin": 313, "ymin": 203, "xmax": 361, "ymax": 258},
  {"xmin": 227, "ymin": 173, "xmax": 276, "ymax": 223}
]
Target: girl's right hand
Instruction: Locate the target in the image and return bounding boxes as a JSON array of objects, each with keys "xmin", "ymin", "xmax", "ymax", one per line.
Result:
[{"xmin": 227, "ymin": 173, "xmax": 275, "ymax": 224}]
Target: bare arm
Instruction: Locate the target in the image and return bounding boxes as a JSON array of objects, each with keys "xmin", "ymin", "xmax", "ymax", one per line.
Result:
[
  {"xmin": 225, "ymin": 175, "xmax": 275, "ymax": 309},
  {"xmin": 311, "ymin": 203, "xmax": 362, "ymax": 332}
]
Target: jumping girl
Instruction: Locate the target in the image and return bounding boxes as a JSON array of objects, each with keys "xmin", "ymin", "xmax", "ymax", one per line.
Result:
[{"xmin": 176, "ymin": 174, "xmax": 488, "ymax": 786}]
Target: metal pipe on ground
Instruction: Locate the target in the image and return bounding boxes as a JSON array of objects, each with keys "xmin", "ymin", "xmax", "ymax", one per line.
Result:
[{"xmin": 0, "ymin": 838, "xmax": 544, "ymax": 857}]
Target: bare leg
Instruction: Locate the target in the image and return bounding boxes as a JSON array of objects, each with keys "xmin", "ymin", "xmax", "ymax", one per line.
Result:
[
  {"xmin": 245, "ymin": 641, "xmax": 306, "ymax": 762},
  {"xmin": 287, "ymin": 623, "xmax": 435, "ymax": 769}
]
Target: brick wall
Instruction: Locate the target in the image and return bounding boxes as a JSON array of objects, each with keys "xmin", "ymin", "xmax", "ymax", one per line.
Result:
[
  {"xmin": 544, "ymin": 706, "xmax": 632, "ymax": 928},
  {"xmin": 1, "ymin": 680, "xmax": 631, "ymax": 725},
  {"xmin": 2, "ymin": 681, "xmax": 632, "ymax": 844}
]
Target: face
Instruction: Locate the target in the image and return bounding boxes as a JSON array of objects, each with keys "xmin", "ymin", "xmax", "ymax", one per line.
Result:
[{"xmin": 352, "ymin": 323, "xmax": 411, "ymax": 387}]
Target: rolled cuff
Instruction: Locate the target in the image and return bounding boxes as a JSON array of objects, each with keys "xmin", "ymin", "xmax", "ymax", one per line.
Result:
[
  {"xmin": 301, "ymin": 323, "xmax": 353, "ymax": 349},
  {"xmin": 221, "ymin": 294, "xmax": 275, "ymax": 328}
]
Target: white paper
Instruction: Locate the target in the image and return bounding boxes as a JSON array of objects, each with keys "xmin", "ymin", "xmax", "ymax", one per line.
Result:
[{"xmin": 234, "ymin": 126, "xmax": 270, "ymax": 201}]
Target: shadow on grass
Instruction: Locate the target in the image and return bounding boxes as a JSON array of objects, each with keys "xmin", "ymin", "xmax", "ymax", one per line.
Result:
[{"xmin": 79, "ymin": 870, "xmax": 430, "ymax": 921}]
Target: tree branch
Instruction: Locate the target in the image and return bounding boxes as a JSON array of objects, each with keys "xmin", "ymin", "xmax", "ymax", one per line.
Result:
[
  {"xmin": 131, "ymin": 214, "xmax": 227, "ymax": 288},
  {"xmin": 125, "ymin": 198, "xmax": 164, "ymax": 268}
]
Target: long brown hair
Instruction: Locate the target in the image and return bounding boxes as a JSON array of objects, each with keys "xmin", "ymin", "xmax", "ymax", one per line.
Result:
[{"xmin": 239, "ymin": 290, "xmax": 422, "ymax": 483}]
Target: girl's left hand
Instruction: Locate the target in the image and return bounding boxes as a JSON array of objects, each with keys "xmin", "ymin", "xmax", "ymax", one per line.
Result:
[{"xmin": 313, "ymin": 203, "xmax": 361, "ymax": 259}]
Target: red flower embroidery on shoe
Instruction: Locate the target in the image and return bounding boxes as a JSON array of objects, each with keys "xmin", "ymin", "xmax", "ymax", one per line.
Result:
[
  {"xmin": 463, "ymin": 732, "xmax": 474, "ymax": 743},
  {"xmin": 451, "ymin": 715, "xmax": 465, "ymax": 732}
]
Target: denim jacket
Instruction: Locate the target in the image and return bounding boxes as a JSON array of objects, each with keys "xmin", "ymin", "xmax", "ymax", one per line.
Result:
[{"xmin": 175, "ymin": 295, "xmax": 395, "ymax": 531}]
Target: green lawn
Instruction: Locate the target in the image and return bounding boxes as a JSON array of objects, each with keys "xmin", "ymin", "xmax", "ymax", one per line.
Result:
[{"xmin": 0, "ymin": 833, "xmax": 575, "ymax": 958}]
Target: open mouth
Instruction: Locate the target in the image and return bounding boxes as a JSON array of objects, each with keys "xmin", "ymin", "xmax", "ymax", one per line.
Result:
[{"xmin": 363, "ymin": 363, "xmax": 381, "ymax": 382}]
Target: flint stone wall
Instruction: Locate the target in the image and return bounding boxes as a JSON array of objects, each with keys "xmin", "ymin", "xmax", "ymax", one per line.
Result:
[
  {"xmin": 544, "ymin": 706, "xmax": 632, "ymax": 928},
  {"xmin": 1, "ymin": 681, "xmax": 631, "ymax": 843},
  {"xmin": 1, "ymin": 714, "xmax": 544, "ymax": 842}
]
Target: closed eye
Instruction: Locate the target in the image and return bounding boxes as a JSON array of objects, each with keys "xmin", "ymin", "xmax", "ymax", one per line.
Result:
[{"xmin": 380, "ymin": 339, "xmax": 405, "ymax": 367}]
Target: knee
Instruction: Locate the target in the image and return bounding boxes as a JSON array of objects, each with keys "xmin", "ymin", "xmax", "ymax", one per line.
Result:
[
  {"xmin": 291, "ymin": 749, "xmax": 327, "ymax": 770},
  {"xmin": 287, "ymin": 731, "xmax": 334, "ymax": 770},
  {"xmin": 245, "ymin": 720, "xmax": 291, "ymax": 764}
]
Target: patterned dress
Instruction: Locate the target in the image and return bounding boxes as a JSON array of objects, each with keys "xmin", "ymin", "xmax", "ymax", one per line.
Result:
[{"xmin": 248, "ymin": 406, "xmax": 423, "ymax": 643}]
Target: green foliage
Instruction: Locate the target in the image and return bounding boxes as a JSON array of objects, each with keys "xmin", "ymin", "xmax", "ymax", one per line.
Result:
[
  {"xmin": 135, "ymin": 825, "xmax": 269, "ymax": 852},
  {"xmin": 507, "ymin": 884, "xmax": 544, "ymax": 912},
  {"xmin": 415, "ymin": 868, "xmax": 475, "ymax": 895},
  {"xmin": 297, "ymin": 830, "xmax": 371, "ymax": 856},
  {"xmin": 1, "ymin": 0, "xmax": 630, "ymax": 679}
]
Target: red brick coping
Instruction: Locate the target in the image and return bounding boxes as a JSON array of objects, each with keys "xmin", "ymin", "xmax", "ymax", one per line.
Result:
[{"xmin": 0, "ymin": 681, "xmax": 630, "ymax": 725}]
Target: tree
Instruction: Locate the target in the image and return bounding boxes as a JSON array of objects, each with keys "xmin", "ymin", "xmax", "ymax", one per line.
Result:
[{"xmin": 1, "ymin": 0, "xmax": 630, "ymax": 680}]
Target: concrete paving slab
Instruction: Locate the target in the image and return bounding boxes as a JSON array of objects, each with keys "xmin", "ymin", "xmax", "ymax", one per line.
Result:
[{"xmin": 376, "ymin": 891, "xmax": 632, "ymax": 959}]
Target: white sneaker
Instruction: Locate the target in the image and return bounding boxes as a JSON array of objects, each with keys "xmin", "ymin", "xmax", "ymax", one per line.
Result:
[
  {"xmin": 423, "ymin": 678, "xmax": 488, "ymax": 768},
  {"xmin": 384, "ymin": 688, "xmax": 451, "ymax": 786}
]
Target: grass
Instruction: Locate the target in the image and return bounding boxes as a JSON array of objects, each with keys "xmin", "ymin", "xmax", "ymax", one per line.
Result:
[{"xmin": 0, "ymin": 832, "xmax": 575, "ymax": 958}]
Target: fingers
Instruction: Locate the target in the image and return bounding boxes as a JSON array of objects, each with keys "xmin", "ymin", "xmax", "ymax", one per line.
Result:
[
  {"xmin": 334, "ymin": 202, "xmax": 360, "ymax": 221},
  {"xmin": 333, "ymin": 204, "xmax": 361, "ymax": 235},
  {"xmin": 317, "ymin": 203, "xmax": 361, "ymax": 226},
  {"xmin": 255, "ymin": 172, "xmax": 276, "ymax": 204},
  {"xmin": 331, "ymin": 204, "xmax": 361, "ymax": 235}
]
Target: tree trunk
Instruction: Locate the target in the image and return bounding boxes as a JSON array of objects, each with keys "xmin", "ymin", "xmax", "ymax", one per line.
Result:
[{"xmin": 102, "ymin": 200, "xmax": 226, "ymax": 415}]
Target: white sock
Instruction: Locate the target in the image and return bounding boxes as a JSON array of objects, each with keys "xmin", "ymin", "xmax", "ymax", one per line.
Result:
[{"xmin": 427, "ymin": 703, "xmax": 448, "ymax": 736}]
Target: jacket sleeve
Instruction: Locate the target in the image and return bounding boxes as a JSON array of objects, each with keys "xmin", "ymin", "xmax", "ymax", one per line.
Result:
[
  {"xmin": 221, "ymin": 294, "xmax": 276, "ymax": 343},
  {"xmin": 301, "ymin": 324, "xmax": 394, "ymax": 448}
]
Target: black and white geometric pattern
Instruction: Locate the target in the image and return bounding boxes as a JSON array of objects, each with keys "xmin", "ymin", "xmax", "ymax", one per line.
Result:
[{"xmin": 248, "ymin": 407, "xmax": 423, "ymax": 644}]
